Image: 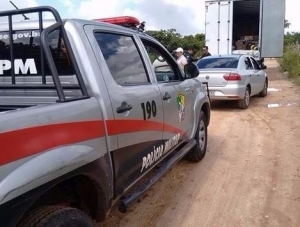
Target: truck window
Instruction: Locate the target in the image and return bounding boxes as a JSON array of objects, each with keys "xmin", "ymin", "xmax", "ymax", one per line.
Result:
[
  {"xmin": 0, "ymin": 29, "xmax": 75, "ymax": 77},
  {"xmin": 94, "ymin": 32, "xmax": 149, "ymax": 85},
  {"xmin": 141, "ymin": 39, "xmax": 180, "ymax": 82}
]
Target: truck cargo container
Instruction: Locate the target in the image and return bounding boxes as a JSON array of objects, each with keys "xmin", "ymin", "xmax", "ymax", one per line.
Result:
[{"xmin": 205, "ymin": 0, "xmax": 285, "ymax": 60}]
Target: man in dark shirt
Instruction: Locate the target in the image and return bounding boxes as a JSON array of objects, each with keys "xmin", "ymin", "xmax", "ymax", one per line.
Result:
[
  {"xmin": 200, "ymin": 46, "xmax": 211, "ymax": 59},
  {"xmin": 184, "ymin": 47, "xmax": 198, "ymax": 64}
]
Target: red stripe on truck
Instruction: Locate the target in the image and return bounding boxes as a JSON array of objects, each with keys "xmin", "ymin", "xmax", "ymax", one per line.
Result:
[
  {"xmin": 0, "ymin": 119, "xmax": 184, "ymax": 166},
  {"xmin": 0, "ymin": 121, "xmax": 105, "ymax": 166}
]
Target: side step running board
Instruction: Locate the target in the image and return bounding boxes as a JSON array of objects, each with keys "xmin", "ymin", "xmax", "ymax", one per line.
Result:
[{"xmin": 119, "ymin": 139, "xmax": 196, "ymax": 213}]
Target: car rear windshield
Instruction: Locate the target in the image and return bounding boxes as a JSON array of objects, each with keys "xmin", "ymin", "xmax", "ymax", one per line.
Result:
[{"xmin": 197, "ymin": 57, "xmax": 238, "ymax": 69}]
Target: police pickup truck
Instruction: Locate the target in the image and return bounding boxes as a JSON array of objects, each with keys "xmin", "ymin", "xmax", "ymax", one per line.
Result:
[{"xmin": 0, "ymin": 6, "xmax": 210, "ymax": 226}]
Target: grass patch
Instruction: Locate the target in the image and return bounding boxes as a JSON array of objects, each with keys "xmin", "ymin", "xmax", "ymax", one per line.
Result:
[
  {"xmin": 289, "ymin": 76, "xmax": 300, "ymax": 86},
  {"xmin": 279, "ymin": 44, "xmax": 300, "ymax": 79}
]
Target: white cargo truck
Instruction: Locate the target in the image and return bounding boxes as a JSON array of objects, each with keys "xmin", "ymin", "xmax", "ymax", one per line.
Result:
[{"xmin": 204, "ymin": 0, "xmax": 285, "ymax": 62}]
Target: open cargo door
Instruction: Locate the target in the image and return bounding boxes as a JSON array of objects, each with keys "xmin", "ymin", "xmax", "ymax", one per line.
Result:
[
  {"xmin": 205, "ymin": 1, "xmax": 233, "ymax": 55},
  {"xmin": 260, "ymin": 0, "xmax": 285, "ymax": 57}
]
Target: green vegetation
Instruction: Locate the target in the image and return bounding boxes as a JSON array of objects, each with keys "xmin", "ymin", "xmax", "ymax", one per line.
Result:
[
  {"xmin": 279, "ymin": 32, "xmax": 300, "ymax": 83},
  {"xmin": 146, "ymin": 29, "xmax": 205, "ymax": 57}
]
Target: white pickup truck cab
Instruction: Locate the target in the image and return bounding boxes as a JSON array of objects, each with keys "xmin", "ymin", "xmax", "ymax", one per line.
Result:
[{"xmin": 0, "ymin": 6, "xmax": 210, "ymax": 226}]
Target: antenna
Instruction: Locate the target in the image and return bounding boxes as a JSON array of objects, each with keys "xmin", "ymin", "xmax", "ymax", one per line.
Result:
[{"xmin": 9, "ymin": 1, "xmax": 30, "ymax": 20}]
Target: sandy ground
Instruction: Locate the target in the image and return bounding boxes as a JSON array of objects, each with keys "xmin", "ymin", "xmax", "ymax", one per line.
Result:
[{"xmin": 99, "ymin": 59, "xmax": 300, "ymax": 227}]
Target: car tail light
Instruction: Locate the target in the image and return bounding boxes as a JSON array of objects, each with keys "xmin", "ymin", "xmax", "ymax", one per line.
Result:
[{"xmin": 223, "ymin": 73, "xmax": 241, "ymax": 81}]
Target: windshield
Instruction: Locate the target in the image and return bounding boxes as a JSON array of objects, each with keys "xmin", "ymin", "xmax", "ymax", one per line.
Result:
[{"xmin": 197, "ymin": 57, "xmax": 239, "ymax": 69}]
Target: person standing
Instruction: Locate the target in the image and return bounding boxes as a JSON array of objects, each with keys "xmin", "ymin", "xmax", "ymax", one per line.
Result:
[
  {"xmin": 200, "ymin": 46, "xmax": 211, "ymax": 59},
  {"xmin": 184, "ymin": 47, "xmax": 198, "ymax": 64},
  {"xmin": 175, "ymin": 47, "xmax": 187, "ymax": 70}
]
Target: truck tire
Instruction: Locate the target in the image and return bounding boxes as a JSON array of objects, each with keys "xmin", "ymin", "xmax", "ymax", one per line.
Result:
[
  {"xmin": 258, "ymin": 79, "xmax": 268, "ymax": 97},
  {"xmin": 186, "ymin": 111, "xmax": 207, "ymax": 162},
  {"xmin": 17, "ymin": 205, "xmax": 94, "ymax": 227},
  {"xmin": 238, "ymin": 86, "xmax": 250, "ymax": 109}
]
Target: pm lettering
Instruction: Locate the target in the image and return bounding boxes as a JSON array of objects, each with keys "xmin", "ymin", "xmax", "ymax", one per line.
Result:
[
  {"xmin": 141, "ymin": 100, "xmax": 157, "ymax": 120},
  {"xmin": 0, "ymin": 59, "xmax": 37, "ymax": 75}
]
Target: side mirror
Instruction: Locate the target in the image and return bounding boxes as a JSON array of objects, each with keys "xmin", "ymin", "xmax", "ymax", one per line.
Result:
[{"xmin": 184, "ymin": 63, "xmax": 199, "ymax": 78}]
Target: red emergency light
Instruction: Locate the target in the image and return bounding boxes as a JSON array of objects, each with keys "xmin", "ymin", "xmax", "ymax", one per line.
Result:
[{"xmin": 94, "ymin": 16, "xmax": 140, "ymax": 27}]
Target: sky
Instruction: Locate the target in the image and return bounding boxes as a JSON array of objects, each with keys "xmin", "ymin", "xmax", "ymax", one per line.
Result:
[{"xmin": 0, "ymin": 0, "xmax": 299, "ymax": 35}]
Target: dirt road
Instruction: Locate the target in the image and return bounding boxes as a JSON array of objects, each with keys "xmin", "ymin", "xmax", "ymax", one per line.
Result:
[{"xmin": 100, "ymin": 60, "xmax": 300, "ymax": 227}]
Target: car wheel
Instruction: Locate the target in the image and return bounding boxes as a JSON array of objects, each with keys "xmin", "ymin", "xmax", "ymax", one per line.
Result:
[
  {"xmin": 17, "ymin": 206, "xmax": 94, "ymax": 227},
  {"xmin": 259, "ymin": 79, "xmax": 268, "ymax": 97},
  {"xmin": 238, "ymin": 86, "xmax": 250, "ymax": 109},
  {"xmin": 186, "ymin": 111, "xmax": 207, "ymax": 162}
]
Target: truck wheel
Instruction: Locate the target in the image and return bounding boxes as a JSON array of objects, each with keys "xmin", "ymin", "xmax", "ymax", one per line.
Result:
[
  {"xmin": 186, "ymin": 111, "xmax": 207, "ymax": 162},
  {"xmin": 258, "ymin": 79, "xmax": 268, "ymax": 97},
  {"xmin": 238, "ymin": 86, "xmax": 250, "ymax": 109},
  {"xmin": 17, "ymin": 205, "xmax": 94, "ymax": 227}
]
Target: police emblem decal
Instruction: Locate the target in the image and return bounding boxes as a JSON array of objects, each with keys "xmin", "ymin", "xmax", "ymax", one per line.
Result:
[{"xmin": 176, "ymin": 93, "xmax": 186, "ymax": 122}]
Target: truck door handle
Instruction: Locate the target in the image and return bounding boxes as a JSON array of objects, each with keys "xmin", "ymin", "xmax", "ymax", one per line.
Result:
[
  {"xmin": 163, "ymin": 92, "xmax": 171, "ymax": 100},
  {"xmin": 116, "ymin": 102, "xmax": 132, "ymax": 113}
]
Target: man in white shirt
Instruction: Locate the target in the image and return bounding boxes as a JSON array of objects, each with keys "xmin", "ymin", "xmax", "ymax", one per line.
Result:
[{"xmin": 175, "ymin": 47, "xmax": 187, "ymax": 70}]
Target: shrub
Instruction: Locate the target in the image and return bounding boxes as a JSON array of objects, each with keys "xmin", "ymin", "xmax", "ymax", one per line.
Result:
[{"xmin": 279, "ymin": 44, "xmax": 300, "ymax": 78}]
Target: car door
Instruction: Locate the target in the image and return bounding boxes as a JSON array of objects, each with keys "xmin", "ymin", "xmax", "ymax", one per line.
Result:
[
  {"xmin": 139, "ymin": 38, "xmax": 194, "ymax": 147},
  {"xmin": 244, "ymin": 57, "xmax": 257, "ymax": 94},
  {"xmin": 86, "ymin": 28, "xmax": 164, "ymax": 195},
  {"xmin": 250, "ymin": 57, "xmax": 265, "ymax": 94}
]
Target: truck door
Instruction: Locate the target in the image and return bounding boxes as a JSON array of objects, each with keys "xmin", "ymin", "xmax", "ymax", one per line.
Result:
[
  {"xmin": 205, "ymin": 1, "xmax": 233, "ymax": 55},
  {"xmin": 140, "ymin": 39, "xmax": 194, "ymax": 146},
  {"xmin": 260, "ymin": 0, "xmax": 285, "ymax": 57},
  {"xmin": 86, "ymin": 28, "xmax": 164, "ymax": 195}
]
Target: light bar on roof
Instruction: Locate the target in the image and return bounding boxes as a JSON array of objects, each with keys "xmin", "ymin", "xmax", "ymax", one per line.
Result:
[{"xmin": 94, "ymin": 16, "xmax": 140, "ymax": 27}]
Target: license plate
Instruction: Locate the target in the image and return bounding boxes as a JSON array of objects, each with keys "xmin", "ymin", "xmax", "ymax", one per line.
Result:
[{"xmin": 209, "ymin": 91, "xmax": 215, "ymax": 96}]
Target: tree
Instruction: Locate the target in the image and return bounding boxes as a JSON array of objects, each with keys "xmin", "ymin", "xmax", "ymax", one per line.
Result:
[
  {"xmin": 146, "ymin": 29, "xmax": 182, "ymax": 53},
  {"xmin": 145, "ymin": 29, "xmax": 205, "ymax": 57},
  {"xmin": 284, "ymin": 32, "xmax": 300, "ymax": 46}
]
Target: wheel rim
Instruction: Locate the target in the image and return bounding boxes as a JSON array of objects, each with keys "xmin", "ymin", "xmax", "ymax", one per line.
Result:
[
  {"xmin": 245, "ymin": 88, "xmax": 250, "ymax": 106},
  {"xmin": 199, "ymin": 120, "xmax": 206, "ymax": 150}
]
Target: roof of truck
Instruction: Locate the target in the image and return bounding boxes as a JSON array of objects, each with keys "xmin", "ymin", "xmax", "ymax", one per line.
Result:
[{"xmin": 0, "ymin": 17, "xmax": 144, "ymax": 35}]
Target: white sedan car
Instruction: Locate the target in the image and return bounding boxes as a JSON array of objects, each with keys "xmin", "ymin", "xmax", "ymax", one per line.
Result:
[{"xmin": 196, "ymin": 55, "xmax": 268, "ymax": 109}]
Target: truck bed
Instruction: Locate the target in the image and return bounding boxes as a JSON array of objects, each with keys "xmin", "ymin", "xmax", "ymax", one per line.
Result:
[
  {"xmin": 0, "ymin": 74, "xmax": 82, "ymax": 112},
  {"xmin": 0, "ymin": 7, "xmax": 90, "ymax": 113}
]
